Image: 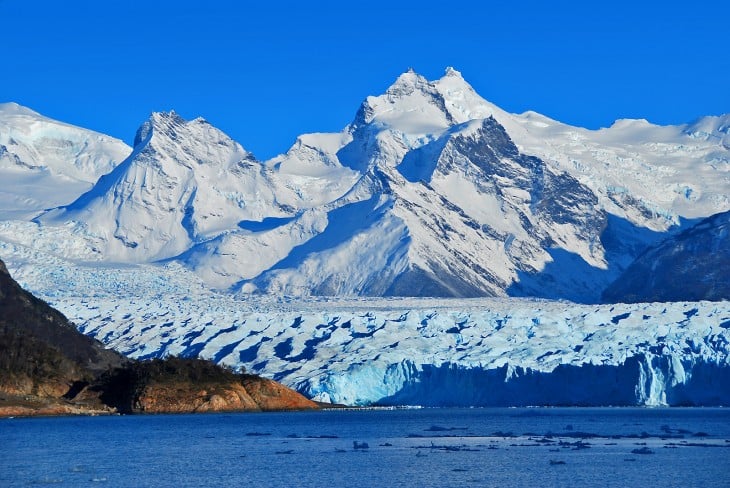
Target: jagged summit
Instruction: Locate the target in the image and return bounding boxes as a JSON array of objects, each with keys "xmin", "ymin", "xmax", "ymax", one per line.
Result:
[
  {"xmin": 133, "ymin": 111, "xmax": 185, "ymax": 146},
  {"xmin": 350, "ymin": 67, "xmax": 509, "ymax": 143},
  {"xmin": 2, "ymin": 70, "xmax": 729, "ymax": 300},
  {"xmin": 350, "ymin": 69, "xmax": 452, "ymax": 135},
  {"xmin": 443, "ymin": 66, "xmax": 463, "ymax": 78},
  {"xmin": 133, "ymin": 110, "xmax": 255, "ymax": 168},
  {"xmin": 385, "ymin": 69, "xmax": 431, "ymax": 97},
  {"xmin": 40, "ymin": 111, "xmax": 285, "ymax": 263}
]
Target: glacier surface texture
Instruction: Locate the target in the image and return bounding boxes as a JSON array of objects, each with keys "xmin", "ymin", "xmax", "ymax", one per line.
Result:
[{"xmin": 51, "ymin": 291, "xmax": 730, "ymax": 407}]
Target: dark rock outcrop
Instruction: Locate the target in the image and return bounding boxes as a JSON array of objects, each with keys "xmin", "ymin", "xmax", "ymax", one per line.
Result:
[
  {"xmin": 0, "ymin": 257, "xmax": 125, "ymax": 402},
  {"xmin": 98, "ymin": 357, "xmax": 317, "ymax": 414},
  {"xmin": 603, "ymin": 210, "xmax": 730, "ymax": 303}
]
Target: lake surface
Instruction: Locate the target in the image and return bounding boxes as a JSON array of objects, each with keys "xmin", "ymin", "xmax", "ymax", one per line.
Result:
[{"xmin": 2, "ymin": 408, "xmax": 730, "ymax": 487}]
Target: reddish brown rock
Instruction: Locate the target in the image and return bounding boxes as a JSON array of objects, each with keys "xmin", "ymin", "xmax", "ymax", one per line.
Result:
[
  {"xmin": 134, "ymin": 382, "xmax": 260, "ymax": 413},
  {"xmin": 130, "ymin": 377, "xmax": 318, "ymax": 414},
  {"xmin": 241, "ymin": 376, "xmax": 319, "ymax": 411}
]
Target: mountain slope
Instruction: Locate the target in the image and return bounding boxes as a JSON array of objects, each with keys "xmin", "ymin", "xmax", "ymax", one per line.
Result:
[
  {"xmin": 0, "ymin": 257, "xmax": 125, "ymax": 399},
  {"xmin": 249, "ymin": 115, "xmax": 609, "ymax": 300},
  {"xmin": 1, "ymin": 69, "xmax": 728, "ymax": 301},
  {"xmin": 603, "ymin": 210, "xmax": 730, "ymax": 303},
  {"xmin": 0, "ymin": 103, "xmax": 131, "ymax": 220}
]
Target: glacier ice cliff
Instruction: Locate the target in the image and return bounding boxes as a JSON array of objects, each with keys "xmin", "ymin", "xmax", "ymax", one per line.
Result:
[
  {"xmin": 37, "ymin": 284, "xmax": 729, "ymax": 407},
  {"xmin": 302, "ymin": 353, "xmax": 730, "ymax": 407}
]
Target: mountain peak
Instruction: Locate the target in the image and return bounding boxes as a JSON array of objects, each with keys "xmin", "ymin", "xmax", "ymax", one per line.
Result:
[
  {"xmin": 149, "ymin": 110, "xmax": 186, "ymax": 126},
  {"xmin": 46, "ymin": 108, "xmax": 266, "ymax": 263},
  {"xmin": 133, "ymin": 111, "xmax": 232, "ymax": 152},
  {"xmin": 132, "ymin": 111, "xmax": 184, "ymax": 147},
  {"xmin": 385, "ymin": 69, "xmax": 430, "ymax": 97},
  {"xmin": 443, "ymin": 66, "xmax": 463, "ymax": 78}
]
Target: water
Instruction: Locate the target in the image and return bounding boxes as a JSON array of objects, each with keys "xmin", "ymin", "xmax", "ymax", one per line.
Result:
[{"xmin": 2, "ymin": 408, "xmax": 729, "ymax": 487}]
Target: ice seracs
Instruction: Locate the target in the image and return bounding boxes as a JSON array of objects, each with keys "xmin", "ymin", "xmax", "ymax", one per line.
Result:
[{"xmin": 37, "ymin": 285, "xmax": 730, "ymax": 407}]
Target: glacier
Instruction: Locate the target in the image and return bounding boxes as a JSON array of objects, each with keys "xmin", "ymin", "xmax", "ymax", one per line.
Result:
[
  {"xmin": 3, "ymin": 241, "xmax": 723, "ymax": 407},
  {"xmin": 55, "ymin": 294, "xmax": 730, "ymax": 407},
  {"xmin": 2, "ymin": 237, "xmax": 726, "ymax": 407}
]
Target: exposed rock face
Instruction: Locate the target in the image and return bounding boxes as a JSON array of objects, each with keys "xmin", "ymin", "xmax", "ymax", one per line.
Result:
[
  {"xmin": 241, "ymin": 375, "xmax": 320, "ymax": 410},
  {"xmin": 0, "ymin": 403, "xmax": 110, "ymax": 418},
  {"xmin": 134, "ymin": 383, "xmax": 259, "ymax": 413},
  {"xmin": 603, "ymin": 210, "xmax": 730, "ymax": 303},
  {"xmin": 132, "ymin": 378, "xmax": 317, "ymax": 413}
]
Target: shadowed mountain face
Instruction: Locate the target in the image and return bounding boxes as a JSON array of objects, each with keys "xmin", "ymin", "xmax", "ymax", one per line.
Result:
[
  {"xmin": 603, "ymin": 211, "xmax": 730, "ymax": 303},
  {"xmin": 0, "ymin": 258, "xmax": 317, "ymax": 416}
]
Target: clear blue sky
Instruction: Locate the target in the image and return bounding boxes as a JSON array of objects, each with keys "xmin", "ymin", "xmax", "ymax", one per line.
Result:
[{"xmin": 3, "ymin": 1, "xmax": 728, "ymax": 159}]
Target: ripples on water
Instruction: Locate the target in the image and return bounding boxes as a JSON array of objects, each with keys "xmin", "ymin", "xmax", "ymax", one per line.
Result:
[{"xmin": 2, "ymin": 408, "xmax": 729, "ymax": 487}]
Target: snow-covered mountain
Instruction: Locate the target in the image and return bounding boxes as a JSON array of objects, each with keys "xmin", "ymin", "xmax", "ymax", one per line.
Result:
[
  {"xmin": 41, "ymin": 111, "xmax": 294, "ymax": 262},
  {"xmin": 0, "ymin": 68, "xmax": 728, "ymax": 302},
  {"xmin": 0, "ymin": 103, "xmax": 131, "ymax": 220},
  {"xmin": 9, "ymin": 69, "xmax": 729, "ymax": 300},
  {"xmin": 1, "ymin": 76, "xmax": 729, "ymax": 406},
  {"xmin": 32, "ymin": 111, "xmax": 358, "ymax": 286},
  {"xmin": 604, "ymin": 210, "xmax": 730, "ymax": 303},
  {"xmin": 250, "ymin": 114, "xmax": 608, "ymax": 299}
]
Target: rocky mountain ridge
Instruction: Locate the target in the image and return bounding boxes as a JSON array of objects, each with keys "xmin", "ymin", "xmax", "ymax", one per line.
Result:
[
  {"xmin": 1, "ymin": 68, "xmax": 728, "ymax": 303},
  {"xmin": 604, "ymin": 210, "xmax": 730, "ymax": 302}
]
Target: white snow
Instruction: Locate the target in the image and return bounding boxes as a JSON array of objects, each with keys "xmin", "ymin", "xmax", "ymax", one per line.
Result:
[
  {"xmin": 0, "ymin": 102, "xmax": 131, "ymax": 220},
  {"xmin": 0, "ymin": 73, "xmax": 729, "ymax": 406},
  {"xmin": 3, "ymin": 70, "xmax": 728, "ymax": 298}
]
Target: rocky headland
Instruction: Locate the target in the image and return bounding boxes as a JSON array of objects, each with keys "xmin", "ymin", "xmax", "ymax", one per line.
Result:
[{"xmin": 0, "ymin": 258, "xmax": 317, "ymax": 416}]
